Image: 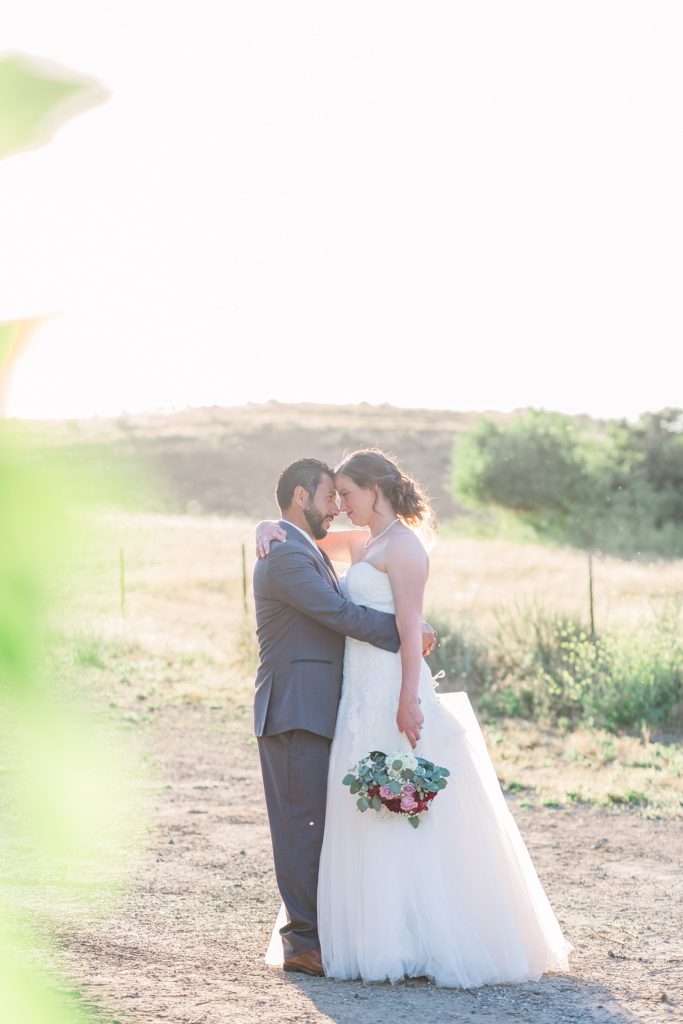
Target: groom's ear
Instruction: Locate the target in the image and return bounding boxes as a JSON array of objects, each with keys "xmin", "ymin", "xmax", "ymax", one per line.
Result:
[{"xmin": 292, "ymin": 485, "xmax": 309, "ymax": 509}]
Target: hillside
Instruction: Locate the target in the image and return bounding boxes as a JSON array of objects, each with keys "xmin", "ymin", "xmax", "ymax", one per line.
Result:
[{"xmin": 3, "ymin": 401, "xmax": 606, "ymax": 519}]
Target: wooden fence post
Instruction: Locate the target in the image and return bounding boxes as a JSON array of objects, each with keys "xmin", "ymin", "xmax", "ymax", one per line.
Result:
[
  {"xmin": 241, "ymin": 543, "xmax": 248, "ymax": 614},
  {"xmin": 588, "ymin": 550, "xmax": 595, "ymax": 640},
  {"xmin": 119, "ymin": 546, "xmax": 126, "ymax": 617}
]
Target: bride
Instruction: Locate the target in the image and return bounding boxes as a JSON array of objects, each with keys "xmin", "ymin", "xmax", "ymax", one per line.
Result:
[{"xmin": 258, "ymin": 448, "xmax": 572, "ymax": 987}]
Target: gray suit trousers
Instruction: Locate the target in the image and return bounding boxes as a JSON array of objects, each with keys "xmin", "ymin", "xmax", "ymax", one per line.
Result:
[{"xmin": 257, "ymin": 729, "xmax": 331, "ymax": 958}]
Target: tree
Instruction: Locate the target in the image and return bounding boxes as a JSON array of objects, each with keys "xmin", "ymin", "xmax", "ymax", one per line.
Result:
[{"xmin": 452, "ymin": 409, "xmax": 648, "ymax": 636}]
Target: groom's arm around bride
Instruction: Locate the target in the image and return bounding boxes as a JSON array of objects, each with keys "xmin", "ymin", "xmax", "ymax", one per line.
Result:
[{"xmin": 253, "ymin": 515, "xmax": 400, "ymax": 739}]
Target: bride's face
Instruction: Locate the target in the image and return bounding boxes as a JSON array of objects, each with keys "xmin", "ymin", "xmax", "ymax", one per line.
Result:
[{"xmin": 335, "ymin": 473, "xmax": 376, "ymax": 527}]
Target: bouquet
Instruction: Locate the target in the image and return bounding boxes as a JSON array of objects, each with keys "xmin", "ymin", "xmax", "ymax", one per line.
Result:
[{"xmin": 343, "ymin": 750, "xmax": 451, "ymax": 828}]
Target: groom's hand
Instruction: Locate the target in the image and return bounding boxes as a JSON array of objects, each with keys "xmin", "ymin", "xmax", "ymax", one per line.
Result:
[
  {"xmin": 421, "ymin": 621, "xmax": 437, "ymax": 656},
  {"xmin": 397, "ymin": 698, "xmax": 424, "ymax": 750},
  {"xmin": 256, "ymin": 521, "xmax": 287, "ymax": 559}
]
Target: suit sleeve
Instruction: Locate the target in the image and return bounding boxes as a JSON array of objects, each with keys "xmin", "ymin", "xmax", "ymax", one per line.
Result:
[{"xmin": 264, "ymin": 546, "xmax": 400, "ymax": 652}]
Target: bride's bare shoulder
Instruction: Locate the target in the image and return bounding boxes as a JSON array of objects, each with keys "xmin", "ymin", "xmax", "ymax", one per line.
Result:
[{"xmin": 386, "ymin": 523, "xmax": 430, "ymax": 574}]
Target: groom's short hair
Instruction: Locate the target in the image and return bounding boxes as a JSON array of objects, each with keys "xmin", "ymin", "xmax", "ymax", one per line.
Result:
[{"xmin": 276, "ymin": 458, "xmax": 334, "ymax": 512}]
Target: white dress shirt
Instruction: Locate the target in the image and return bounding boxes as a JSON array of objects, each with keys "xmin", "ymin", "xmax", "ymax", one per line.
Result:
[{"xmin": 282, "ymin": 519, "xmax": 322, "ymax": 552}]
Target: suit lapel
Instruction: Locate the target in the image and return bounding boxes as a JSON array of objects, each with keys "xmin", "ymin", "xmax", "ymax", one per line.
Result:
[
  {"xmin": 279, "ymin": 520, "xmax": 341, "ymax": 594},
  {"xmin": 321, "ymin": 548, "xmax": 342, "ymax": 589},
  {"xmin": 319, "ymin": 547, "xmax": 341, "ymax": 594}
]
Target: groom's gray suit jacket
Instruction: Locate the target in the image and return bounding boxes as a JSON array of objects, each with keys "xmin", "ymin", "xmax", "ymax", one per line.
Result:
[{"xmin": 252, "ymin": 520, "xmax": 400, "ymax": 739}]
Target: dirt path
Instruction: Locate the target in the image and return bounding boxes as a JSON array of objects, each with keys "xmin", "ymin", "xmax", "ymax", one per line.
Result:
[{"xmin": 50, "ymin": 702, "xmax": 682, "ymax": 1024}]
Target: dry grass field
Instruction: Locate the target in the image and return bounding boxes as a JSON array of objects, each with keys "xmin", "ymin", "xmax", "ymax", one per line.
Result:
[
  {"xmin": 7, "ymin": 399, "xmax": 602, "ymax": 519},
  {"xmin": 62, "ymin": 512, "xmax": 683, "ymax": 817},
  {"xmin": 4, "ymin": 401, "xmax": 681, "ymax": 1024},
  {"xmin": 16, "ymin": 508, "xmax": 678, "ymax": 1024}
]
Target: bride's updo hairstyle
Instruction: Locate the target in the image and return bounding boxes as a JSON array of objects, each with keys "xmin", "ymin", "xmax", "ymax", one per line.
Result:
[{"xmin": 334, "ymin": 448, "xmax": 436, "ymax": 537}]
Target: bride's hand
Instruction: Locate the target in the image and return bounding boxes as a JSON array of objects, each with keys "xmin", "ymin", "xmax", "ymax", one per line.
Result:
[
  {"xmin": 256, "ymin": 521, "xmax": 287, "ymax": 559},
  {"xmin": 396, "ymin": 698, "xmax": 424, "ymax": 750},
  {"xmin": 421, "ymin": 621, "xmax": 437, "ymax": 656}
]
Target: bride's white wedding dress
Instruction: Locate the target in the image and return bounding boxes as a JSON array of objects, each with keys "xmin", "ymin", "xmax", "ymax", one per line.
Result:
[{"xmin": 266, "ymin": 560, "xmax": 572, "ymax": 986}]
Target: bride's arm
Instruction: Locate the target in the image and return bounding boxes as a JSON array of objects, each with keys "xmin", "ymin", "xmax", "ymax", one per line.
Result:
[
  {"xmin": 386, "ymin": 535, "xmax": 428, "ymax": 749},
  {"xmin": 255, "ymin": 520, "xmax": 369, "ymax": 563},
  {"xmin": 255, "ymin": 520, "xmax": 287, "ymax": 559},
  {"xmin": 316, "ymin": 528, "xmax": 369, "ymax": 564}
]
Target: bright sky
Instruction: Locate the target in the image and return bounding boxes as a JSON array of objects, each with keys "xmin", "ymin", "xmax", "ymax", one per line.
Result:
[{"xmin": 2, "ymin": 2, "xmax": 682, "ymax": 422}]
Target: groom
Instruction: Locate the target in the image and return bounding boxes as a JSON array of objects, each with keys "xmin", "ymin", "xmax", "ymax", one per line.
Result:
[{"xmin": 253, "ymin": 458, "xmax": 435, "ymax": 976}]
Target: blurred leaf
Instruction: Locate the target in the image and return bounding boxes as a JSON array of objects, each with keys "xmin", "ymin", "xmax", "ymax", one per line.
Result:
[
  {"xmin": 0, "ymin": 52, "xmax": 106, "ymax": 159},
  {"xmin": 0, "ymin": 451, "xmax": 69, "ymax": 696},
  {"xmin": 0, "ymin": 318, "xmax": 38, "ymax": 377},
  {"xmin": 0, "ymin": 914, "xmax": 93, "ymax": 1024},
  {"xmin": 0, "ymin": 46, "xmax": 137, "ymax": 1024}
]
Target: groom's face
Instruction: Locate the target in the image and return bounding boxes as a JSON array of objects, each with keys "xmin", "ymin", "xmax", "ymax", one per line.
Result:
[{"xmin": 303, "ymin": 474, "xmax": 339, "ymax": 539}]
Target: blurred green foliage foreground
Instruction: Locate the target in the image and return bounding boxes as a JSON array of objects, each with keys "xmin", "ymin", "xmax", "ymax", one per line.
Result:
[
  {"xmin": 1, "ymin": 52, "xmax": 145, "ymax": 1024},
  {"xmin": 0, "ymin": 52, "xmax": 105, "ymax": 158}
]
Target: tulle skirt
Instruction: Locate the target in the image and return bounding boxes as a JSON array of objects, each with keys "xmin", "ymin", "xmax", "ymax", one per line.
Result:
[{"xmin": 266, "ymin": 674, "xmax": 572, "ymax": 987}]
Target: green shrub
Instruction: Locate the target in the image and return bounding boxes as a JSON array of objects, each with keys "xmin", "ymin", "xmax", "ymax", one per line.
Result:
[
  {"xmin": 451, "ymin": 408, "xmax": 683, "ymax": 560},
  {"xmin": 423, "ymin": 610, "xmax": 494, "ymax": 698},
  {"xmin": 430, "ymin": 599, "xmax": 683, "ymax": 732}
]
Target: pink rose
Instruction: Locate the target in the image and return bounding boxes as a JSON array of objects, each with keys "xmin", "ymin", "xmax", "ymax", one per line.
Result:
[
  {"xmin": 379, "ymin": 785, "xmax": 394, "ymax": 800},
  {"xmin": 400, "ymin": 795, "xmax": 419, "ymax": 812},
  {"xmin": 402, "ymin": 783, "xmax": 416, "ymax": 796}
]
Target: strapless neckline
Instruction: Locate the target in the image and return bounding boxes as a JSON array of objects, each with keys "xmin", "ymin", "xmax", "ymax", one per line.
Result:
[
  {"xmin": 346, "ymin": 560, "xmax": 388, "ymax": 578},
  {"xmin": 341, "ymin": 560, "xmax": 394, "ymax": 613}
]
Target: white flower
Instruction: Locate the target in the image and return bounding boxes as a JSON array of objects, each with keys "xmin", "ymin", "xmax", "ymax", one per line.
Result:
[{"xmin": 385, "ymin": 751, "xmax": 418, "ymax": 773}]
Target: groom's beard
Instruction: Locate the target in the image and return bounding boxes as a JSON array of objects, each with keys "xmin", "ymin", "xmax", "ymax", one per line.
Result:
[{"xmin": 304, "ymin": 502, "xmax": 329, "ymax": 540}]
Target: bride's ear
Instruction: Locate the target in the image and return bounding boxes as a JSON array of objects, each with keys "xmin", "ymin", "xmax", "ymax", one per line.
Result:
[{"xmin": 371, "ymin": 485, "xmax": 381, "ymax": 514}]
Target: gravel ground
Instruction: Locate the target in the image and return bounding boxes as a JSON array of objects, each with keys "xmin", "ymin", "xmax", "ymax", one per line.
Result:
[{"xmin": 48, "ymin": 702, "xmax": 682, "ymax": 1024}]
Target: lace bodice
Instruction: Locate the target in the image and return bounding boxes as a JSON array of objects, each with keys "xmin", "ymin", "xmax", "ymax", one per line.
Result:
[
  {"xmin": 340, "ymin": 560, "xmax": 395, "ymax": 612},
  {"xmin": 337, "ymin": 558, "xmax": 434, "ymax": 760}
]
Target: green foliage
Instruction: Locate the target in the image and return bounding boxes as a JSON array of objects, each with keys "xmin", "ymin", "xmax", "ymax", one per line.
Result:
[
  {"xmin": 452, "ymin": 410, "xmax": 599, "ymax": 537},
  {"xmin": 424, "ymin": 609, "xmax": 494, "ymax": 697},
  {"xmin": 430, "ymin": 599, "xmax": 683, "ymax": 732},
  {"xmin": 607, "ymin": 790, "xmax": 648, "ymax": 806},
  {"xmin": 0, "ymin": 439, "xmax": 146, "ymax": 1024},
  {"xmin": 0, "ymin": 53, "xmax": 106, "ymax": 158},
  {"xmin": 0, "ymin": 455, "xmax": 65, "ymax": 698},
  {"xmin": 73, "ymin": 634, "xmax": 107, "ymax": 670},
  {"xmin": 343, "ymin": 751, "xmax": 450, "ymax": 828},
  {"xmin": 0, "ymin": 320, "xmax": 29, "ymax": 374},
  {"xmin": 0, "ymin": 51, "xmax": 136, "ymax": 1024},
  {"xmin": 0, "ymin": 930, "xmax": 95, "ymax": 1024},
  {"xmin": 452, "ymin": 408, "xmax": 683, "ymax": 558}
]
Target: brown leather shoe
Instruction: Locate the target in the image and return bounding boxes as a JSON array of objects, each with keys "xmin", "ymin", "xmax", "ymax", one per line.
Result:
[{"xmin": 283, "ymin": 947, "xmax": 324, "ymax": 977}]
